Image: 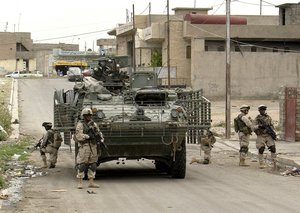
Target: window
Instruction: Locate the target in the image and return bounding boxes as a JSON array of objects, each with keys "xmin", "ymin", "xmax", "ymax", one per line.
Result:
[
  {"xmin": 186, "ymin": 45, "xmax": 191, "ymax": 58},
  {"xmin": 251, "ymin": 46, "xmax": 257, "ymax": 52},
  {"xmin": 217, "ymin": 46, "xmax": 224, "ymax": 51}
]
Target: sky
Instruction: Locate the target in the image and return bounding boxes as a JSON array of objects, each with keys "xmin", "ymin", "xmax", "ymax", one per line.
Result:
[{"xmin": 0, "ymin": 0, "xmax": 299, "ymax": 51}]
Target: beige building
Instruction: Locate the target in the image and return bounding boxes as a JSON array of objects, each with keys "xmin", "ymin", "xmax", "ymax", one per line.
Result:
[
  {"xmin": 109, "ymin": 3, "xmax": 300, "ymax": 99},
  {"xmin": 0, "ymin": 32, "xmax": 35, "ymax": 72},
  {"xmin": 0, "ymin": 31, "xmax": 79, "ymax": 75}
]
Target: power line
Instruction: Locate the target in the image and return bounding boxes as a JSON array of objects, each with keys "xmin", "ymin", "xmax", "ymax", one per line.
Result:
[{"xmin": 34, "ymin": 28, "xmax": 111, "ymax": 42}]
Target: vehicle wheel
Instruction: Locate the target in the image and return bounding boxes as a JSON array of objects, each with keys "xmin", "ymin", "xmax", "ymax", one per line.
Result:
[
  {"xmin": 171, "ymin": 139, "xmax": 186, "ymax": 179},
  {"xmin": 155, "ymin": 161, "xmax": 170, "ymax": 173}
]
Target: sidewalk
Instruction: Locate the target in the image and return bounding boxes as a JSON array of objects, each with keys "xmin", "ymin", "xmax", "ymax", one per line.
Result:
[
  {"xmin": 210, "ymin": 99, "xmax": 300, "ymax": 168},
  {"xmin": 215, "ymin": 137, "xmax": 300, "ymax": 168}
]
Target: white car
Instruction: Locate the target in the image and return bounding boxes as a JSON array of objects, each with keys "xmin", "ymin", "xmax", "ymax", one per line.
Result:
[{"xmin": 5, "ymin": 71, "xmax": 43, "ymax": 78}]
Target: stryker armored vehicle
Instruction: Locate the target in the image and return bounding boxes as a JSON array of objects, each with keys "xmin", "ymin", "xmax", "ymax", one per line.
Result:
[{"xmin": 54, "ymin": 57, "xmax": 211, "ymax": 178}]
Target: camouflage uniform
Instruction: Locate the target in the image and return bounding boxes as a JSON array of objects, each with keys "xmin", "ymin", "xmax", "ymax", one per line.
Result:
[
  {"xmin": 40, "ymin": 122, "xmax": 58, "ymax": 168},
  {"xmin": 200, "ymin": 130, "xmax": 216, "ymax": 164},
  {"xmin": 235, "ymin": 105, "xmax": 256, "ymax": 166},
  {"xmin": 253, "ymin": 105, "xmax": 277, "ymax": 169},
  {"xmin": 75, "ymin": 120, "xmax": 102, "ymax": 179},
  {"xmin": 75, "ymin": 108, "xmax": 104, "ymax": 189}
]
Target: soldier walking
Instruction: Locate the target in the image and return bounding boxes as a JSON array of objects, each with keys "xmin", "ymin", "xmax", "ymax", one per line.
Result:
[
  {"xmin": 40, "ymin": 122, "xmax": 58, "ymax": 168},
  {"xmin": 75, "ymin": 108, "xmax": 104, "ymax": 189},
  {"xmin": 234, "ymin": 105, "xmax": 257, "ymax": 166},
  {"xmin": 253, "ymin": 105, "xmax": 277, "ymax": 170}
]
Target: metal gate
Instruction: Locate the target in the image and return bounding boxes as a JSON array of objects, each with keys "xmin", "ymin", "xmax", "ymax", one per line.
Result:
[{"xmin": 179, "ymin": 90, "xmax": 211, "ymax": 144}]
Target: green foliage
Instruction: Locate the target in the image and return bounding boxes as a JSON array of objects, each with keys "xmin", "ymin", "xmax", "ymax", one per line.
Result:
[
  {"xmin": 0, "ymin": 174, "xmax": 5, "ymax": 189},
  {"xmin": 0, "ymin": 137, "xmax": 30, "ymax": 188},
  {"xmin": 0, "ymin": 140, "xmax": 30, "ymax": 162},
  {"xmin": 150, "ymin": 49, "xmax": 162, "ymax": 67},
  {"xmin": 0, "ymin": 79, "xmax": 12, "ymax": 139}
]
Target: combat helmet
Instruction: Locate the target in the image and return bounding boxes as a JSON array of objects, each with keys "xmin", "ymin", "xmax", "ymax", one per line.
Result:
[
  {"xmin": 42, "ymin": 122, "xmax": 52, "ymax": 128},
  {"xmin": 258, "ymin": 104, "xmax": 267, "ymax": 110},
  {"xmin": 240, "ymin": 104, "xmax": 250, "ymax": 111},
  {"xmin": 81, "ymin": 107, "xmax": 93, "ymax": 117}
]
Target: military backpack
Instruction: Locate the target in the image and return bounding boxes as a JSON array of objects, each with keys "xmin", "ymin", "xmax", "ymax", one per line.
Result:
[{"xmin": 48, "ymin": 129, "xmax": 63, "ymax": 149}]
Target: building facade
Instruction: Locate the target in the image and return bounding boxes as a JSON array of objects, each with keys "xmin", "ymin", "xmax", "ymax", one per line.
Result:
[
  {"xmin": 0, "ymin": 32, "xmax": 35, "ymax": 72},
  {"xmin": 109, "ymin": 3, "xmax": 300, "ymax": 99}
]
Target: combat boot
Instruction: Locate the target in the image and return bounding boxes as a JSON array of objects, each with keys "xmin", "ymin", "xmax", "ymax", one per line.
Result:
[
  {"xmin": 239, "ymin": 158, "xmax": 249, "ymax": 167},
  {"xmin": 272, "ymin": 161, "xmax": 277, "ymax": 171},
  {"xmin": 259, "ymin": 161, "xmax": 266, "ymax": 169},
  {"xmin": 88, "ymin": 179, "xmax": 99, "ymax": 188},
  {"xmin": 77, "ymin": 178, "xmax": 83, "ymax": 189},
  {"xmin": 203, "ymin": 159, "xmax": 210, "ymax": 165},
  {"xmin": 49, "ymin": 163, "xmax": 55, "ymax": 169},
  {"xmin": 42, "ymin": 159, "xmax": 48, "ymax": 168}
]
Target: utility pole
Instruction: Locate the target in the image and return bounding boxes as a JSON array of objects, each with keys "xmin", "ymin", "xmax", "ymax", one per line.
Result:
[
  {"xmin": 225, "ymin": 0, "xmax": 231, "ymax": 139},
  {"xmin": 148, "ymin": 2, "xmax": 151, "ymax": 27},
  {"xmin": 132, "ymin": 4, "xmax": 136, "ymax": 73},
  {"xmin": 260, "ymin": 0, "xmax": 262, "ymax": 15},
  {"xmin": 167, "ymin": 0, "xmax": 170, "ymax": 89}
]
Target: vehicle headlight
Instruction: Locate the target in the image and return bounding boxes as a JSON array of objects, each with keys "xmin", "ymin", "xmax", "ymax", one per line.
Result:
[
  {"xmin": 96, "ymin": 110, "xmax": 106, "ymax": 119},
  {"xmin": 171, "ymin": 109, "xmax": 179, "ymax": 118},
  {"xmin": 171, "ymin": 107, "xmax": 184, "ymax": 119}
]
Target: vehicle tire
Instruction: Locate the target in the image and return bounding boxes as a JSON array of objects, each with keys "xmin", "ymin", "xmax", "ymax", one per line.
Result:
[
  {"xmin": 171, "ymin": 139, "xmax": 186, "ymax": 179},
  {"xmin": 155, "ymin": 161, "xmax": 170, "ymax": 173}
]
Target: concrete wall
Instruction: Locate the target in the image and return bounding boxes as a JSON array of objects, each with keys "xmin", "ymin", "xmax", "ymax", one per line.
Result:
[
  {"xmin": 168, "ymin": 21, "xmax": 191, "ymax": 85},
  {"xmin": 191, "ymin": 52, "xmax": 300, "ymax": 99}
]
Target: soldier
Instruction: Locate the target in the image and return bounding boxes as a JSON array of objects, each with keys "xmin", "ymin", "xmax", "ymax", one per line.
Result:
[
  {"xmin": 234, "ymin": 105, "xmax": 256, "ymax": 166},
  {"xmin": 40, "ymin": 122, "xmax": 58, "ymax": 169},
  {"xmin": 189, "ymin": 129, "xmax": 216, "ymax": 165},
  {"xmin": 75, "ymin": 107, "xmax": 104, "ymax": 189},
  {"xmin": 200, "ymin": 130, "xmax": 216, "ymax": 164},
  {"xmin": 253, "ymin": 105, "xmax": 277, "ymax": 170}
]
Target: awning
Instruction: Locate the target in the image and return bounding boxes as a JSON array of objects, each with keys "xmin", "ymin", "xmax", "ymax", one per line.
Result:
[{"xmin": 53, "ymin": 60, "xmax": 88, "ymax": 67}]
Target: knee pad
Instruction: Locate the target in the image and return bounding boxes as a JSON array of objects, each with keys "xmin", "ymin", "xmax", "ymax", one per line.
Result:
[
  {"xmin": 77, "ymin": 163, "xmax": 86, "ymax": 173},
  {"xmin": 239, "ymin": 146, "xmax": 248, "ymax": 154},
  {"xmin": 258, "ymin": 146, "xmax": 265, "ymax": 154},
  {"xmin": 89, "ymin": 163, "xmax": 97, "ymax": 172},
  {"xmin": 268, "ymin": 145, "xmax": 276, "ymax": 153}
]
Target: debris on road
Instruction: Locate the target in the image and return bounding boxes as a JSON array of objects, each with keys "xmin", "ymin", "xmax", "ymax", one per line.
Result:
[
  {"xmin": 51, "ymin": 189, "xmax": 67, "ymax": 192},
  {"xmin": 0, "ymin": 194, "xmax": 8, "ymax": 200},
  {"xmin": 280, "ymin": 167, "xmax": 300, "ymax": 176}
]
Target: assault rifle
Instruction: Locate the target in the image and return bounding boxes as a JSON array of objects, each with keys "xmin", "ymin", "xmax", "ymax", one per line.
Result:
[
  {"xmin": 257, "ymin": 118, "xmax": 277, "ymax": 140},
  {"xmin": 30, "ymin": 138, "xmax": 43, "ymax": 152},
  {"xmin": 87, "ymin": 125, "xmax": 109, "ymax": 154}
]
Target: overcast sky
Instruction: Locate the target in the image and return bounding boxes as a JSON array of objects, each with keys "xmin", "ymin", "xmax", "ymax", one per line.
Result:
[{"xmin": 0, "ymin": 0, "xmax": 299, "ymax": 51}]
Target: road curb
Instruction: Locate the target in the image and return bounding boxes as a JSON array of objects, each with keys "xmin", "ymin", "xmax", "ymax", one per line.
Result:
[{"xmin": 9, "ymin": 78, "xmax": 19, "ymax": 140}]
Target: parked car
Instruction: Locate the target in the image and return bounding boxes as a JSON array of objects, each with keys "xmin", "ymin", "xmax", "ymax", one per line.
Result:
[
  {"xmin": 5, "ymin": 71, "xmax": 43, "ymax": 78},
  {"xmin": 67, "ymin": 67, "xmax": 83, "ymax": 81}
]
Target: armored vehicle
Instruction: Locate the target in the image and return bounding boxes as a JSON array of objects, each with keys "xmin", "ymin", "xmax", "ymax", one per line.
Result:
[{"xmin": 54, "ymin": 57, "xmax": 211, "ymax": 178}]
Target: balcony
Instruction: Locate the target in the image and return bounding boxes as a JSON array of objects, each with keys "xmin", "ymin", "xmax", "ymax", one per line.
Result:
[{"xmin": 143, "ymin": 23, "xmax": 165, "ymax": 42}]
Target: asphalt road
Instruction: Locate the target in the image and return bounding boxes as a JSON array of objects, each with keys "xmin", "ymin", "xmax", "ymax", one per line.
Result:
[{"xmin": 5, "ymin": 78, "xmax": 300, "ymax": 213}]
